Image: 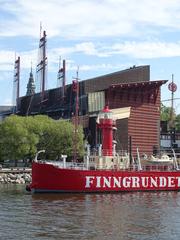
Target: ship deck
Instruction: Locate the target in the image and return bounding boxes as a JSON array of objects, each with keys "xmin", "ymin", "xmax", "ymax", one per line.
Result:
[{"xmin": 37, "ymin": 160, "xmax": 180, "ymax": 172}]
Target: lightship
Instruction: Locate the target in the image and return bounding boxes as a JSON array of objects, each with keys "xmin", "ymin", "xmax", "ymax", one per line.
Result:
[{"xmin": 27, "ymin": 105, "xmax": 180, "ymax": 193}]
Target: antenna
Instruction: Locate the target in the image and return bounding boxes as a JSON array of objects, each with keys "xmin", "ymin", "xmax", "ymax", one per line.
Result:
[
  {"xmin": 76, "ymin": 65, "xmax": 79, "ymax": 80},
  {"xmin": 31, "ymin": 61, "xmax": 33, "ymax": 73},
  {"xmin": 57, "ymin": 56, "xmax": 62, "ymax": 88},
  {"xmin": 40, "ymin": 22, "xmax": 42, "ymax": 38},
  {"xmin": 75, "ymin": 66, "xmax": 79, "ymax": 119},
  {"xmin": 59, "ymin": 56, "xmax": 61, "ymax": 69},
  {"xmin": 72, "ymin": 66, "xmax": 80, "ymax": 162}
]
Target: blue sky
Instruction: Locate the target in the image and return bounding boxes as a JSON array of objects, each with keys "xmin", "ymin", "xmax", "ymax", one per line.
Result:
[{"xmin": 0, "ymin": 0, "xmax": 180, "ymax": 113}]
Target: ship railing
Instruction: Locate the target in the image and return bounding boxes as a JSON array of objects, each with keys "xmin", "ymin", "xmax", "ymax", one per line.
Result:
[
  {"xmin": 128, "ymin": 164, "xmax": 177, "ymax": 172},
  {"xmin": 38, "ymin": 159, "xmax": 96, "ymax": 170},
  {"xmin": 88, "ymin": 164, "xmax": 179, "ymax": 171},
  {"xmin": 59, "ymin": 161, "xmax": 87, "ymax": 170},
  {"xmin": 39, "ymin": 160, "xmax": 180, "ymax": 172},
  {"xmin": 85, "ymin": 164, "xmax": 180, "ymax": 172},
  {"xmin": 87, "ymin": 149, "xmax": 128, "ymax": 157},
  {"xmin": 37, "ymin": 160, "xmax": 86, "ymax": 170}
]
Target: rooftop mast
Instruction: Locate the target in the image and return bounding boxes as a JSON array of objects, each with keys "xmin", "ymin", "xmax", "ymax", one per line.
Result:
[
  {"xmin": 36, "ymin": 29, "xmax": 47, "ymax": 102},
  {"xmin": 13, "ymin": 56, "xmax": 20, "ymax": 112},
  {"xmin": 57, "ymin": 58, "xmax": 66, "ymax": 99},
  {"xmin": 72, "ymin": 67, "xmax": 79, "ymax": 161}
]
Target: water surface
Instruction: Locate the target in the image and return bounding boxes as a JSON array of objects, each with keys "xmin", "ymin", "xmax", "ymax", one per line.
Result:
[{"xmin": 0, "ymin": 185, "xmax": 180, "ymax": 240}]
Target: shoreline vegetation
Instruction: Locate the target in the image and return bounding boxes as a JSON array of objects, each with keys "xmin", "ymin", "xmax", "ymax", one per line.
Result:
[{"xmin": 0, "ymin": 115, "xmax": 84, "ymax": 168}]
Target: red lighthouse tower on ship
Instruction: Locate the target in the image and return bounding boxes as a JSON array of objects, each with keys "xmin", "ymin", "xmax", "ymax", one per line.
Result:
[
  {"xmin": 97, "ymin": 105, "xmax": 116, "ymax": 156},
  {"xmin": 95, "ymin": 105, "xmax": 124, "ymax": 170}
]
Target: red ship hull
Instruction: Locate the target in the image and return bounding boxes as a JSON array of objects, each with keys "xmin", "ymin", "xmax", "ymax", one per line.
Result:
[{"xmin": 29, "ymin": 162, "xmax": 180, "ymax": 193}]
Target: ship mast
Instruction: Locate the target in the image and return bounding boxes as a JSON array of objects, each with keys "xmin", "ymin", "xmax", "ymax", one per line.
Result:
[
  {"xmin": 168, "ymin": 74, "xmax": 177, "ymax": 148},
  {"xmin": 13, "ymin": 56, "xmax": 20, "ymax": 113},
  {"xmin": 170, "ymin": 74, "xmax": 174, "ymax": 125},
  {"xmin": 72, "ymin": 68, "xmax": 79, "ymax": 161},
  {"xmin": 36, "ymin": 29, "xmax": 47, "ymax": 102},
  {"xmin": 57, "ymin": 58, "xmax": 66, "ymax": 100}
]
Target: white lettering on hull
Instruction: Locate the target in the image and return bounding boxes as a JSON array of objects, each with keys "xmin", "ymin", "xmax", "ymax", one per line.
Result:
[
  {"xmin": 177, "ymin": 177, "xmax": 180, "ymax": 187},
  {"xmin": 85, "ymin": 176, "xmax": 95, "ymax": 188},
  {"xmin": 159, "ymin": 177, "xmax": 167, "ymax": 187},
  {"xmin": 168, "ymin": 177, "xmax": 175, "ymax": 187},
  {"xmin": 122, "ymin": 177, "xmax": 131, "ymax": 188},
  {"xmin": 103, "ymin": 177, "xmax": 111, "ymax": 188},
  {"xmin": 150, "ymin": 177, "xmax": 158, "ymax": 187},
  {"xmin": 85, "ymin": 176, "xmax": 180, "ymax": 189},
  {"xmin": 131, "ymin": 177, "xmax": 140, "ymax": 188},
  {"xmin": 141, "ymin": 177, "xmax": 149, "ymax": 187},
  {"xmin": 113, "ymin": 177, "xmax": 121, "ymax": 188},
  {"xmin": 96, "ymin": 176, "xmax": 101, "ymax": 188}
]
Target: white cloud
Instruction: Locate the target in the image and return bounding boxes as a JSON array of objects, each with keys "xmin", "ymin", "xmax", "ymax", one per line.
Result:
[
  {"xmin": 0, "ymin": 51, "xmax": 15, "ymax": 71},
  {"xmin": 48, "ymin": 41, "xmax": 180, "ymax": 60},
  {"xmin": 1, "ymin": 0, "xmax": 180, "ymax": 112},
  {"xmin": 1, "ymin": 40, "xmax": 180, "ymax": 75},
  {"xmin": 75, "ymin": 42, "xmax": 98, "ymax": 56},
  {"xmin": 110, "ymin": 41, "xmax": 180, "ymax": 58},
  {"xmin": 0, "ymin": 49, "xmax": 39, "ymax": 71},
  {"xmin": 1, "ymin": 0, "xmax": 180, "ymax": 39}
]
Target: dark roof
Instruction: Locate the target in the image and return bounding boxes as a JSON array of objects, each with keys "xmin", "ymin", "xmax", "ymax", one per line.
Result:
[
  {"xmin": 83, "ymin": 65, "xmax": 150, "ymax": 93},
  {"xmin": 109, "ymin": 80, "xmax": 168, "ymax": 90},
  {"xmin": 85, "ymin": 65, "xmax": 150, "ymax": 81}
]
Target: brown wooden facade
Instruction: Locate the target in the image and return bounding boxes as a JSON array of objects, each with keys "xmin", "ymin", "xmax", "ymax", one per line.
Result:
[{"xmin": 107, "ymin": 81, "xmax": 167, "ymax": 156}]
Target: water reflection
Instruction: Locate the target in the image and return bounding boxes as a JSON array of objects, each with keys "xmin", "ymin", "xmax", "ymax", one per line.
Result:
[
  {"xmin": 31, "ymin": 192, "xmax": 87, "ymax": 202},
  {"xmin": 29, "ymin": 191, "xmax": 180, "ymax": 239},
  {"xmin": 1, "ymin": 185, "xmax": 180, "ymax": 240}
]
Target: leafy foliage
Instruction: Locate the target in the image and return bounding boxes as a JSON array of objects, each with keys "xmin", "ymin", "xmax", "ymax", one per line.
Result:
[
  {"xmin": 161, "ymin": 103, "xmax": 180, "ymax": 131},
  {"xmin": 160, "ymin": 103, "xmax": 173, "ymax": 121},
  {"xmin": 0, "ymin": 115, "xmax": 38, "ymax": 163},
  {"xmin": 176, "ymin": 114, "xmax": 180, "ymax": 131},
  {"xmin": 0, "ymin": 115, "xmax": 84, "ymax": 163}
]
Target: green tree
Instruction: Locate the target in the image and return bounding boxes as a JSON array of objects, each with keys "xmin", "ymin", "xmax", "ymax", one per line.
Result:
[
  {"xmin": 175, "ymin": 114, "xmax": 180, "ymax": 131},
  {"xmin": 0, "ymin": 115, "xmax": 84, "ymax": 164},
  {"xmin": 35, "ymin": 118, "xmax": 84, "ymax": 159},
  {"xmin": 25, "ymin": 115, "xmax": 54, "ymax": 156},
  {"xmin": 160, "ymin": 103, "xmax": 173, "ymax": 121},
  {"xmin": 161, "ymin": 103, "xmax": 180, "ymax": 132},
  {"xmin": 0, "ymin": 115, "xmax": 39, "ymax": 166}
]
